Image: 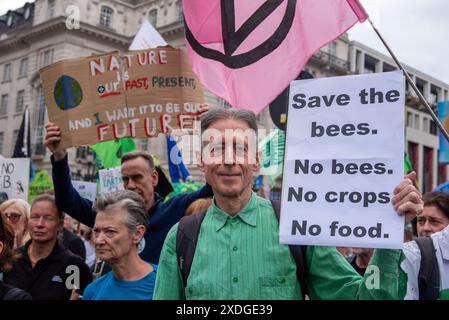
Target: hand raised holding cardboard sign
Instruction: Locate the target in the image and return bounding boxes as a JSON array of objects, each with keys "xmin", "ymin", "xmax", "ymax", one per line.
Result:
[
  {"xmin": 45, "ymin": 122, "xmax": 66, "ymax": 161},
  {"xmin": 39, "ymin": 47, "xmax": 205, "ymax": 149},
  {"xmin": 44, "ymin": 103, "xmax": 210, "ymax": 161}
]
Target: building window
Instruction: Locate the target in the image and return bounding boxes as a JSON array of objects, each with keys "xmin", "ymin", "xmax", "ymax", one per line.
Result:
[
  {"xmin": 39, "ymin": 49, "xmax": 54, "ymax": 68},
  {"xmin": 430, "ymin": 120, "xmax": 437, "ymax": 136},
  {"xmin": 414, "ymin": 114, "xmax": 420, "ymax": 130},
  {"xmin": 423, "ymin": 118, "xmax": 429, "ymax": 133},
  {"xmin": 3, "ymin": 63, "xmax": 11, "ymax": 81},
  {"xmin": 140, "ymin": 138, "xmax": 148, "ymax": 151},
  {"xmin": 328, "ymin": 41, "xmax": 337, "ymax": 57},
  {"xmin": 0, "ymin": 132, "xmax": 3, "ymax": 155},
  {"xmin": 408, "ymin": 142, "xmax": 419, "ymax": 175},
  {"xmin": 406, "ymin": 112, "xmax": 413, "ymax": 128},
  {"xmin": 19, "ymin": 58, "xmax": 28, "ymax": 77},
  {"xmin": 430, "ymin": 92, "xmax": 438, "ymax": 105},
  {"xmin": 0, "ymin": 94, "xmax": 8, "ymax": 116},
  {"xmin": 76, "ymin": 146, "xmax": 92, "ymax": 160},
  {"xmin": 423, "ymin": 146, "xmax": 434, "ymax": 193},
  {"xmin": 430, "ymin": 86, "xmax": 439, "ymax": 105},
  {"xmin": 363, "ymin": 55, "xmax": 377, "ymax": 74},
  {"xmin": 11, "ymin": 129, "xmax": 19, "ymax": 154},
  {"xmin": 48, "ymin": 0, "xmax": 55, "ymax": 18},
  {"xmin": 34, "ymin": 86, "xmax": 47, "ymax": 156},
  {"xmin": 439, "ymin": 164, "xmax": 447, "ymax": 185},
  {"xmin": 176, "ymin": 0, "xmax": 183, "ymax": 22},
  {"xmin": 218, "ymin": 98, "xmax": 231, "ymax": 109},
  {"xmin": 149, "ymin": 9, "xmax": 158, "ymax": 26},
  {"xmin": 415, "ymin": 79, "xmax": 425, "ymax": 95},
  {"xmin": 382, "ymin": 63, "xmax": 396, "ymax": 72},
  {"xmin": 16, "ymin": 90, "xmax": 25, "ymax": 113},
  {"xmin": 100, "ymin": 6, "xmax": 113, "ymax": 28}
]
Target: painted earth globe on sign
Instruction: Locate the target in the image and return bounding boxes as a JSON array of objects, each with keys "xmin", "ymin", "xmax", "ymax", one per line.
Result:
[{"xmin": 53, "ymin": 75, "xmax": 83, "ymax": 110}]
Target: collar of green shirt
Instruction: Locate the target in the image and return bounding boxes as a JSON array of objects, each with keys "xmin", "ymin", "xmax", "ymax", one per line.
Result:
[{"xmin": 210, "ymin": 192, "xmax": 258, "ymax": 231}]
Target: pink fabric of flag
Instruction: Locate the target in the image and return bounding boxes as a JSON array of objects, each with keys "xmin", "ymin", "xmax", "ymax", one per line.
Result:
[{"xmin": 183, "ymin": 0, "xmax": 368, "ymax": 114}]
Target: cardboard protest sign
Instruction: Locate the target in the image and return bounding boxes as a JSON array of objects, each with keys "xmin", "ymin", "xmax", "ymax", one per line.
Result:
[
  {"xmin": 98, "ymin": 167, "xmax": 124, "ymax": 194},
  {"xmin": 72, "ymin": 181, "xmax": 97, "ymax": 202},
  {"xmin": 28, "ymin": 170, "xmax": 53, "ymax": 203},
  {"xmin": 0, "ymin": 158, "xmax": 30, "ymax": 201},
  {"xmin": 39, "ymin": 47, "xmax": 204, "ymax": 148},
  {"xmin": 279, "ymin": 71, "xmax": 405, "ymax": 249}
]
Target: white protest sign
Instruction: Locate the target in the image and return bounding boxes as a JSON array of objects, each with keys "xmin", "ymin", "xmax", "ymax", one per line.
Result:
[
  {"xmin": 129, "ymin": 20, "xmax": 167, "ymax": 50},
  {"xmin": 280, "ymin": 71, "xmax": 405, "ymax": 249},
  {"xmin": 0, "ymin": 158, "xmax": 30, "ymax": 201},
  {"xmin": 72, "ymin": 181, "xmax": 97, "ymax": 202},
  {"xmin": 98, "ymin": 167, "xmax": 124, "ymax": 194}
]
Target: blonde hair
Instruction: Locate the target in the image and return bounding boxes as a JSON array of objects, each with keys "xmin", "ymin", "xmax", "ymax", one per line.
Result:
[{"xmin": 0, "ymin": 199, "xmax": 31, "ymax": 244}]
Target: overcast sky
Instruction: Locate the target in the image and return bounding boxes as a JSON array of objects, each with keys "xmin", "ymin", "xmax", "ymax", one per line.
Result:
[
  {"xmin": 1, "ymin": 0, "xmax": 448, "ymax": 84},
  {"xmin": 349, "ymin": 0, "xmax": 449, "ymax": 84}
]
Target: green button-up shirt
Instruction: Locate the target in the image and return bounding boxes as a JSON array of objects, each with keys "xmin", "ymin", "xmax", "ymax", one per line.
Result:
[{"xmin": 154, "ymin": 193, "xmax": 403, "ymax": 300}]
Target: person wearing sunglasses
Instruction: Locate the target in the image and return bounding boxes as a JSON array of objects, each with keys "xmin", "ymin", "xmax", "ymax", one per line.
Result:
[{"xmin": 0, "ymin": 199, "xmax": 31, "ymax": 249}]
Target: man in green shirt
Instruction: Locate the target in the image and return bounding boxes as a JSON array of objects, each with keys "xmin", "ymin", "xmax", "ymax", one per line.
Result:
[{"xmin": 154, "ymin": 108, "xmax": 423, "ymax": 300}]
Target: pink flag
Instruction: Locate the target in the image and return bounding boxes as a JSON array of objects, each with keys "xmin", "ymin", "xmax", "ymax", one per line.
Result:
[{"xmin": 183, "ymin": 0, "xmax": 368, "ymax": 114}]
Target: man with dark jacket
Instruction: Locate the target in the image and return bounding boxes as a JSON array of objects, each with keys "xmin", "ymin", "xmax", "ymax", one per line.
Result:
[{"xmin": 62, "ymin": 227, "xmax": 86, "ymax": 260}]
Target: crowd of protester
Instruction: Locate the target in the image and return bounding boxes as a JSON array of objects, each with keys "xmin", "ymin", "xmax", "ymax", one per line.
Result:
[{"xmin": 0, "ymin": 108, "xmax": 447, "ymax": 300}]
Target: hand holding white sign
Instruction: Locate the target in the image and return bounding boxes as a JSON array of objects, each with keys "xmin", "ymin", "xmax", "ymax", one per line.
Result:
[{"xmin": 280, "ymin": 71, "xmax": 421, "ymax": 249}]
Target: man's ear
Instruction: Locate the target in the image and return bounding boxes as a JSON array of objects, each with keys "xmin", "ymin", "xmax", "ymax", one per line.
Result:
[
  {"xmin": 0, "ymin": 241, "xmax": 4, "ymax": 256},
  {"xmin": 151, "ymin": 168, "xmax": 159, "ymax": 187},
  {"xmin": 133, "ymin": 225, "xmax": 146, "ymax": 244}
]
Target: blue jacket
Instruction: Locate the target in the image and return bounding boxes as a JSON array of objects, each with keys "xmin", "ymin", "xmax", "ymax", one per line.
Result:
[{"xmin": 51, "ymin": 155, "xmax": 213, "ymax": 264}]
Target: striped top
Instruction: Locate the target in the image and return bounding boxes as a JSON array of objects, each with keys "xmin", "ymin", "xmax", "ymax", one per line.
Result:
[
  {"xmin": 401, "ymin": 225, "xmax": 449, "ymax": 299},
  {"xmin": 154, "ymin": 193, "xmax": 403, "ymax": 300}
]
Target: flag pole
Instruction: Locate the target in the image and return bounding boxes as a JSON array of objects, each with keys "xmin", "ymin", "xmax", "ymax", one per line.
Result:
[{"xmin": 367, "ymin": 17, "xmax": 449, "ymax": 143}]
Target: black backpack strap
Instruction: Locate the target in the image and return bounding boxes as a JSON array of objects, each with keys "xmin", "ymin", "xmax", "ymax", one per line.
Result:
[
  {"xmin": 414, "ymin": 236, "xmax": 440, "ymax": 300},
  {"xmin": 176, "ymin": 211, "xmax": 207, "ymax": 290},
  {"xmin": 271, "ymin": 200, "xmax": 309, "ymax": 299}
]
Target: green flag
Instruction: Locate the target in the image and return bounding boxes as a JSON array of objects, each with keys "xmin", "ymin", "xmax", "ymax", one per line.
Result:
[
  {"xmin": 404, "ymin": 153, "xmax": 413, "ymax": 174},
  {"xmin": 91, "ymin": 138, "xmax": 137, "ymax": 169},
  {"xmin": 259, "ymin": 129, "xmax": 285, "ymax": 186},
  {"xmin": 28, "ymin": 170, "xmax": 54, "ymax": 203}
]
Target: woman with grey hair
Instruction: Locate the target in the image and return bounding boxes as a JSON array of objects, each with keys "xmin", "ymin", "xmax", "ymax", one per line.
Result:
[{"xmin": 82, "ymin": 190, "xmax": 157, "ymax": 300}]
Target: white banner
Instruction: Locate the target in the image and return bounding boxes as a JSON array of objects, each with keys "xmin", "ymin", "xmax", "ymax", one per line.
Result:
[
  {"xmin": 98, "ymin": 167, "xmax": 124, "ymax": 194},
  {"xmin": 72, "ymin": 180, "xmax": 97, "ymax": 202},
  {"xmin": 0, "ymin": 158, "xmax": 30, "ymax": 201},
  {"xmin": 280, "ymin": 71, "xmax": 405, "ymax": 249}
]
